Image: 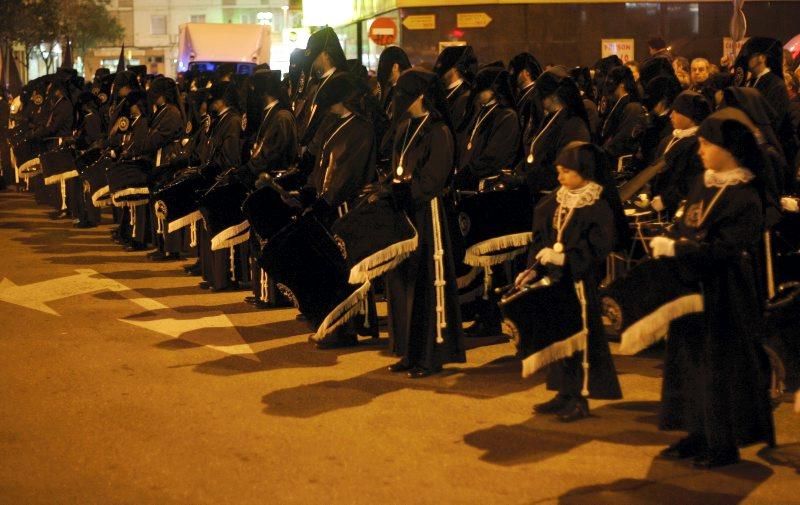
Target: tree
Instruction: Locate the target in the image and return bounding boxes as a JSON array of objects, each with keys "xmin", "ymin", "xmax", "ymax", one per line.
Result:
[{"xmin": 0, "ymin": 0, "xmax": 122, "ymax": 78}]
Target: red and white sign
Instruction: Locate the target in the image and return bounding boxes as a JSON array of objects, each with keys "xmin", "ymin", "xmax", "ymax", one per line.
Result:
[
  {"xmin": 369, "ymin": 18, "xmax": 398, "ymax": 46},
  {"xmin": 601, "ymin": 39, "xmax": 635, "ymax": 63}
]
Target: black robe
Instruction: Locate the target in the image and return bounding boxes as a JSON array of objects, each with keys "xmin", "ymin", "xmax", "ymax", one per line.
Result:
[
  {"xmin": 295, "ymin": 69, "xmax": 346, "ymax": 147},
  {"xmin": 515, "ymin": 83, "xmax": 541, "ymax": 134},
  {"xmin": 600, "ymin": 95, "xmax": 646, "ymax": 163},
  {"xmin": 527, "ymin": 191, "xmax": 623, "ymax": 400},
  {"xmin": 305, "ymin": 113, "xmax": 376, "ymax": 217},
  {"xmin": 240, "ymin": 105, "xmax": 297, "ymax": 183},
  {"xmin": 638, "ymin": 110, "xmax": 673, "ymax": 168},
  {"xmin": 385, "ymin": 116, "xmax": 466, "ymax": 370},
  {"xmin": 752, "ymin": 72, "xmax": 799, "ymax": 183},
  {"xmin": 517, "ymin": 111, "xmax": 591, "ymax": 195},
  {"xmin": 660, "ymin": 177, "xmax": 775, "ymax": 452},
  {"xmin": 455, "ymin": 103, "xmax": 519, "ymax": 191},
  {"xmin": 649, "ymin": 133, "xmax": 704, "ymax": 215},
  {"xmin": 445, "ymin": 81, "xmax": 471, "ymax": 136}
]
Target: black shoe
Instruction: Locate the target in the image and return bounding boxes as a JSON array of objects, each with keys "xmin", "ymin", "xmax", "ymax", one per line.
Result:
[
  {"xmin": 73, "ymin": 221, "xmax": 97, "ymax": 229},
  {"xmin": 533, "ymin": 394, "xmax": 570, "ymax": 415},
  {"xmin": 692, "ymin": 448, "xmax": 740, "ymax": 469},
  {"xmin": 151, "ymin": 252, "xmax": 181, "ymax": 262},
  {"xmin": 185, "ymin": 265, "xmax": 201, "ymax": 276},
  {"xmin": 407, "ymin": 367, "xmax": 441, "ymax": 379},
  {"xmin": 659, "ymin": 436, "xmax": 706, "ymax": 460},
  {"xmin": 296, "ymin": 313, "xmax": 308, "ymax": 322},
  {"xmin": 124, "ymin": 242, "xmax": 147, "ymax": 252},
  {"xmin": 388, "ymin": 360, "xmax": 413, "ymax": 373},
  {"xmin": 315, "ymin": 335, "xmax": 359, "ymax": 349},
  {"xmin": 557, "ymin": 397, "xmax": 590, "ymax": 423},
  {"xmin": 50, "ymin": 210, "xmax": 69, "ymax": 220},
  {"xmin": 244, "ymin": 296, "xmax": 261, "ymax": 305},
  {"xmin": 183, "ymin": 261, "xmax": 200, "ymax": 273},
  {"xmin": 209, "ymin": 281, "xmax": 238, "ymax": 292},
  {"xmin": 198, "ymin": 281, "xmax": 211, "ymax": 290},
  {"xmin": 464, "ymin": 320, "xmax": 502, "ymax": 338}
]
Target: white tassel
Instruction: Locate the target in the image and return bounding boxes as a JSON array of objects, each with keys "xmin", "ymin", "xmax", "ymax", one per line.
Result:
[
  {"xmin": 483, "ymin": 268, "xmax": 492, "ymax": 301},
  {"xmin": 260, "ymin": 269, "xmax": 269, "ymax": 303},
  {"xmin": 362, "ymin": 294, "xmax": 370, "ymax": 329},
  {"xmin": 189, "ymin": 221, "xmax": 198, "ymax": 248},
  {"xmin": 431, "ymin": 197, "xmax": 447, "ymax": 344},
  {"xmin": 576, "ymin": 281, "xmax": 590, "ymax": 398},
  {"xmin": 59, "ymin": 180, "xmax": 67, "ymax": 210},
  {"xmin": 129, "ymin": 204, "xmax": 137, "ymax": 238},
  {"xmin": 229, "ymin": 245, "xmax": 236, "ymax": 282},
  {"xmin": 156, "ymin": 215, "xmax": 164, "ymax": 235}
]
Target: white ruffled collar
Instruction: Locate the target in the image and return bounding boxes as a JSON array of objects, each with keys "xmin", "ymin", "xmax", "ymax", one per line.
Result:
[
  {"xmin": 703, "ymin": 167, "xmax": 755, "ymax": 188},
  {"xmin": 556, "ymin": 181, "xmax": 603, "ymax": 209}
]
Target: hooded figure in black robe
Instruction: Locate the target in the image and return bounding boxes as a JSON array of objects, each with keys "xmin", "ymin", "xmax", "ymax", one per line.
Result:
[
  {"xmin": 599, "ymin": 66, "xmax": 647, "ymax": 170},
  {"xmin": 433, "ymin": 45, "xmax": 477, "ymax": 142},
  {"xmin": 639, "ymin": 63, "xmax": 683, "ymax": 168},
  {"xmin": 516, "ymin": 67, "xmax": 591, "ymax": 197},
  {"xmin": 649, "ymin": 90, "xmax": 711, "ymax": 216},
  {"xmin": 295, "ymin": 27, "xmax": 348, "ymax": 160},
  {"xmin": 299, "ymin": 72, "xmax": 377, "ymax": 348},
  {"xmin": 382, "ymin": 68, "xmax": 466, "ymax": 378},
  {"xmin": 651, "ymin": 108, "xmax": 775, "ymax": 469},
  {"xmin": 508, "ymin": 52, "xmax": 544, "ymax": 133},
  {"xmin": 376, "ymin": 46, "xmax": 412, "ymax": 176},
  {"xmin": 454, "ymin": 65, "xmax": 520, "ymax": 190},
  {"xmin": 517, "ymin": 142, "xmax": 626, "ymax": 422}
]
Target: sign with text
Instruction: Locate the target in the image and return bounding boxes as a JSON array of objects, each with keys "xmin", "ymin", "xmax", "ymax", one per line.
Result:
[
  {"xmin": 402, "ymin": 14, "xmax": 436, "ymax": 30},
  {"xmin": 369, "ymin": 17, "xmax": 397, "ymax": 46},
  {"xmin": 439, "ymin": 41, "xmax": 467, "ymax": 53},
  {"xmin": 601, "ymin": 39, "xmax": 635, "ymax": 63},
  {"xmin": 723, "ymin": 37, "xmax": 748, "ymax": 60},
  {"xmin": 457, "ymin": 12, "xmax": 492, "ymax": 29}
]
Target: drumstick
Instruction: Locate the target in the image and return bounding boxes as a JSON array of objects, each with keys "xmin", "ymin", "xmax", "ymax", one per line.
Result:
[{"xmin": 619, "ymin": 159, "xmax": 667, "ymax": 202}]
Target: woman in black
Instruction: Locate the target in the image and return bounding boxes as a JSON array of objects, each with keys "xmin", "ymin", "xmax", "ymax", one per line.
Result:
[
  {"xmin": 384, "ymin": 68, "xmax": 466, "ymax": 378},
  {"xmin": 651, "ymin": 108, "xmax": 775, "ymax": 468},
  {"xmin": 516, "ymin": 142, "xmax": 626, "ymax": 422}
]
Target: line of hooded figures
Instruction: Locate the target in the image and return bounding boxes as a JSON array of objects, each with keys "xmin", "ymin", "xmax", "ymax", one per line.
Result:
[{"xmin": 6, "ymin": 29, "xmax": 800, "ymax": 469}]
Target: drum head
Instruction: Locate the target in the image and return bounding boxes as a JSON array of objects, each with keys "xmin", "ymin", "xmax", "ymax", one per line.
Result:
[{"xmin": 243, "ymin": 185, "xmax": 297, "ymax": 242}]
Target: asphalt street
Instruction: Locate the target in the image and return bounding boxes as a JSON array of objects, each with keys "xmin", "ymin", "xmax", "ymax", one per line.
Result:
[{"xmin": 0, "ymin": 191, "xmax": 798, "ymax": 504}]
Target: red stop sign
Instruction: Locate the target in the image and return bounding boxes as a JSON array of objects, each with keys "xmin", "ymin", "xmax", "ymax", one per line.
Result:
[{"xmin": 369, "ymin": 18, "xmax": 397, "ymax": 46}]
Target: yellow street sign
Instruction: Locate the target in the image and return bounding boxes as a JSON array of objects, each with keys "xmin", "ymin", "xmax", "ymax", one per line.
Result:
[
  {"xmin": 402, "ymin": 14, "xmax": 436, "ymax": 30},
  {"xmin": 457, "ymin": 12, "xmax": 492, "ymax": 29}
]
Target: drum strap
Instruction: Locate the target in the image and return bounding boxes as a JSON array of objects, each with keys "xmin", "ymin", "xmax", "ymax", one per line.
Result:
[
  {"xmin": 229, "ymin": 246, "xmax": 237, "ymax": 282},
  {"xmin": 129, "ymin": 203, "xmax": 137, "ymax": 238},
  {"xmin": 261, "ymin": 270, "xmax": 269, "ymax": 303},
  {"xmin": 576, "ymin": 281, "xmax": 590, "ymax": 398},
  {"xmin": 189, "ymin": 221, "xmax": 198, "ymax": 248},
  {"xmin": 431, "ymin": 197, "xmax": 447, "ymax": 344}
]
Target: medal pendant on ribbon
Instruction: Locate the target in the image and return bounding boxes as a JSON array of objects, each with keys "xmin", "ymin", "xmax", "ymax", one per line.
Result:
[
  {"xmin": 467, "ymin": 142, "xmax": 473, "ymax": 151},
  {"xmin": 396, "ymin": 165, "xmax": 404, "ymax": 176},
  {"xmin": 527, "ymin": 154, "xmax": 534, "ymax": 164},
  {"xmin": 553, "ymin": 242, "xmax": 564, "ymax": 253}
]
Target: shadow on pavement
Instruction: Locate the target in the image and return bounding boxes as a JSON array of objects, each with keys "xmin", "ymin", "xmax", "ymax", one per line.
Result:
[{"xmin": 558, "ymin": 455, "xmax": 773, "ymax": 504}]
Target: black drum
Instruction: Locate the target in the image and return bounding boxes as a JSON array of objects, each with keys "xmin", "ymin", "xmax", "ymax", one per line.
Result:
[
  {"xmin": 242, "ymin": 185, "xmax": 297, "ymax": 242},
  {"xmin": 152, "ymin": 171, "xmax": 206, "ymax": 233},
  {"xmin": 331, "ymin": 197, "xmax": 418, "ymax": 284},
  {"xmin": 601, "ymin": 258, "xmax": 703, "ymax": 355},
  {"xmin": 499, "ymin": 275, "xmax": 585, "ymax": 378},
  {"xmin": 107, "ymin": 159, "xmax": 152, "ymax": 206},
  {"xmin": 41, "ymin": 150, "xmax": 78, "ymax": 185},
  {"xmin": 457, "ymin": 186, "xmax": 533, "ymax": 267},
  {"xmin": 258, "ymin": 212, "xmax": 357, "ymax": 331},
  {"xmin": 198, "ymin": 180, "xmax": 250, "ymax": 251},
  {"xmin": 81, "ymin": 157, "xmax": 113, "ymax": 207}
]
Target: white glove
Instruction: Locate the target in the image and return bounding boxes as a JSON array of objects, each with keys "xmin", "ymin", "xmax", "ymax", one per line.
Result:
[
  {"xmin": 781, "ymin": 197, "xmax": 799, "ymax": 213},
  {"xmin": 650, "ymin": 236, "xmax": 676, "ymax": 258},
  {"xmin": 651, "ymin": 195, "xmax": 665, "ymax": 212},
  {"xmin": 536, "ymin": 247, "xmax": 565, "ymax": 266},
  {"xmin": 515, "ymin": 268, "xmax": 537, "ymax": 288}
]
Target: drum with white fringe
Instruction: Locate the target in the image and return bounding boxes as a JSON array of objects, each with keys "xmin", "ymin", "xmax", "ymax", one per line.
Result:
[
  {"xmin": 107, "ymin": 159, "xmax": 152, "ymax": 207},
  {"xmin": 258, "ymin": 211, "xmax": 366, "ymax": 340},
  {"xmin": 198, "ymin": 180, "xmax": 251, "ymax": 251},
  {"xmin": 242, "ymin": 184, "xmax": 298, "ymax": 242},
  {"xmin": 41, "ymin": 150, "xmax": 79, "ymax": 185},
  {"xmin": 81, "ymin": 156, "xmax": 114, "ymax": 207},
  {"xmin": 330, "ymin": 196, "xmax": 418, "ymax": 284},
  {"xmin": 457, "ymin": 185, "xmax": 533, "ymax": 267},
  {"xmin": 152, "ymin": 171, "xmax": 206, "ymax": 233},
  {"xmin": 600, "ymin": 258, "xmax": 703, "ymax": 355}
]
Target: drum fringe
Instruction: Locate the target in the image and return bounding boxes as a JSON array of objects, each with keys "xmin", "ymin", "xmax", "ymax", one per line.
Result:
[
  {"xmin": 18, "ymin": 157, "xmax": 42, "ymax": 180},
  {"xmin": 111, "ymin": 187, "xmax": 150, "ymax": 207},
  {"xmin": 311, "ymin": 281, "xmax": 372, "ymax": 342},
  {"xmin": 91, "ymin": 186, "xmax": 112, "ymax": 207},
  {"xmin": 618, "ymin": 294, "xmax": 704, "ymax": 355},
  {"xmin": 347, "ymin": 234, "xmax": 419, "ymax": 284},
  {"xmin": 522, "ymin": 329, "xmax": 588, "ymax": 379},
  {"xmin": 464, "ymin": 232, "xmax": 533, "ymax": 267},
  {"xmin": 43, "ymin": 170, "xmax": 79, "ymax": 186},
  {"xmin": 167, "ymin": 210, "xmax": 203, "ymax": 234},
  {"xmin": 210, "ymin": 221, "xmax": 251, "ymax": 251}
]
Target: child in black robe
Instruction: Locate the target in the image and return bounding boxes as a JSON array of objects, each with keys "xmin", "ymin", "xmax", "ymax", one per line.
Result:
[
  {"xmin": 650, "ymin": 108, "xmax": 776, "ymax": 468},
  {"xmin": 516, "ymin": 142, "xmax": 627, "ymax": 422}
]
